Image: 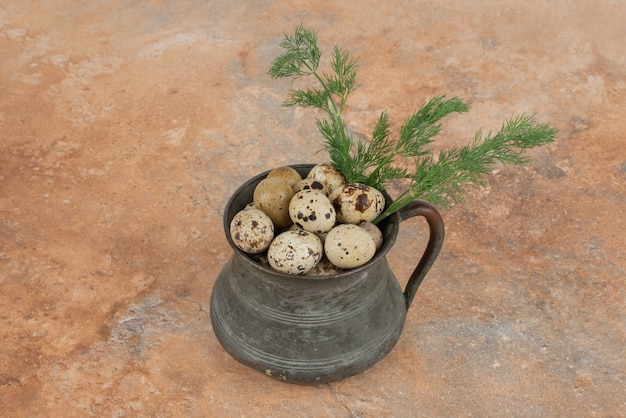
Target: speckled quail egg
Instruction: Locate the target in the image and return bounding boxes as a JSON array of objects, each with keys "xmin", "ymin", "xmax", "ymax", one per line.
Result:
[
  {"xmin": 267, "ymin": 230, "xmax": 323, "ymax": 275},
  {"xmin": 253, "ymin": 177, "xmax": 295, "ymax": 228},
  {"xmin": 289, "ymin": 189, "xmax": 336, "ymax": 234},
  {"xmin": 267, "ymin": 166, "xmax": 302, "ymax": 190},
  {"xmin": 287, "ymin": 223, "xmax": 302, "ymax": 232},
  {"xmin": 358, "ymin": 222, "xmax": 384, "ymax": 251},
  {"xmin": 329, "ymin": 183, "xmax": 386, "ymax": 225},
  {"xmin": 305, "ymin": 256, "xmax": 344, "ymax": 277},
  {"xmin": 293, "ymin": 178, "xmax": 329, "ymax": 195},
  {"xmin": 289, "ymin": 223, "xmax": 329, "ymax": 245},
  {"xmin": 229, "ymin": 208, "xmax": 275, "ymax": 254},
  {"xmin": 316, "ymin": 231, "xmax": 328, "ymax": 244},
  {"xmin": 306, "ymin": 163, "xmax": 346, "ymax": 194},
  {"xmin": 324, "ymin": 224, "xmax": 376, "ymax": 269}
]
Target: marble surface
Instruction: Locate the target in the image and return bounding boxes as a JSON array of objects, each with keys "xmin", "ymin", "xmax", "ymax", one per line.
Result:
[{"xmin": 1, "ymin": 1, "xmax": 624, "ymax": 416}]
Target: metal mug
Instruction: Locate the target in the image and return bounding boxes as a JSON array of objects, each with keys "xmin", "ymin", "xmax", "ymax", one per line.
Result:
[{"xmin": 210, "ymin": 164, "xmax": 444, "ymax": 384}]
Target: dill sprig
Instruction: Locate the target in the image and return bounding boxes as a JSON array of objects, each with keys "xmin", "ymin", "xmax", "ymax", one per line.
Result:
[
  {"xmin": 268, "ymin": 25, "xmax": 362, "ymax": 181},
  {"xmin": 378, "ymin": 114, "xmax": 557, "ymax": 222},
  {"xmin": 268, "ymin": 26, "xmax": 557, "ymax": 223}
]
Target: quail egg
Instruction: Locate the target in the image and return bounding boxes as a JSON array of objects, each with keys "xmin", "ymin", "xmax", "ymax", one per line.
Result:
[
  {"xmin": 267, "ymin": 230, "xmax": 323, "ymax": 275},
  {"xmin": 306, "ymin": 163, "xmax": 346, "ymax": 194},
  {"xmin": 293, "ymin": 178, "xmax": 329, "ymax": 195},
  {"xmin": 305, "ymin": 256, "xmax": 344, "ymax": 277},
  {"xmin": 358, "ymin": 221, "xmax": 384, "ymax": 251},
  {"xmin": 329, "ymin": 183, "xmax": 385, "ymax": 224},
  {"xmin": 253, "ymin": 177, "xmax": 295, "ymax": 228},
  {"xmin": 267, "ymin": 166, "xmax": 302, "ymax": 190},
  {"xmin": 324, "ymin": 224, "xmax": 376, "ymax": 269},
  {"xmin": 289, "ymin": 189, "xmax": 336, "ymax": 234},
  {"xmin": 230, "ymin": 208, "xmax": 275, "ymax": 254},
  {"xmin": 243, "ymin": 201, "xmax": 256, "ymax": 210}
]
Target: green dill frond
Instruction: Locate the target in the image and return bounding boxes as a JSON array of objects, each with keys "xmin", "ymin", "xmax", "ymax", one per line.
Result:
[
  {"xmin": 269, "ymin": 25, "xmax": 557, "ymax": 224},
  {"xmin": 268, "ymin": 25, "xmax": 321, "ymax": 79},
  {"xmin": 316, "ymin": 115, "xmax": 359, "ymax": 181},
  {"xmin": 284, "ymin": 88, "xmax": 331, "ymax": 112},
  {"xmin": 374, "ymin": 114, "xmax": 557, "ymax": 223},
  {"xmin": 323, "ymin": 46, "xmax": 358, "ymax": 106},
  {"xmin": 354, "ymin": 112, "xmax": 395, "ymax": 188},
  {"xmin": 398, "ymin": 96, "xmax": 470, "ymax": 157}
]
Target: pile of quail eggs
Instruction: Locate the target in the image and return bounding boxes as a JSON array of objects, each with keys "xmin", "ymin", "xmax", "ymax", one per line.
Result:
[{"xmin": 229, "ymin": 164, "xmax": 386, "ymax": 276}]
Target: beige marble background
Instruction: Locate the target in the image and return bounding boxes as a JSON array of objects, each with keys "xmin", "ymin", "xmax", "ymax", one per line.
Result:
[{"xmin": 1, "ymin": 1, "xmax": 624, "ymax": 416}]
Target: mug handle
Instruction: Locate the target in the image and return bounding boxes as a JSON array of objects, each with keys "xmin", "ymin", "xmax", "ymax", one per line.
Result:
[{"xmin": 397, "ymin": 200, "xmax": 445, "ymax": 309}]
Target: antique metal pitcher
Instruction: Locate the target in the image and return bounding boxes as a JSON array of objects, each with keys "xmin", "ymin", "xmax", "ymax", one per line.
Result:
[{"xmin": 210, "ymin": 164, "xmax": 444, "ymax": 384}]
